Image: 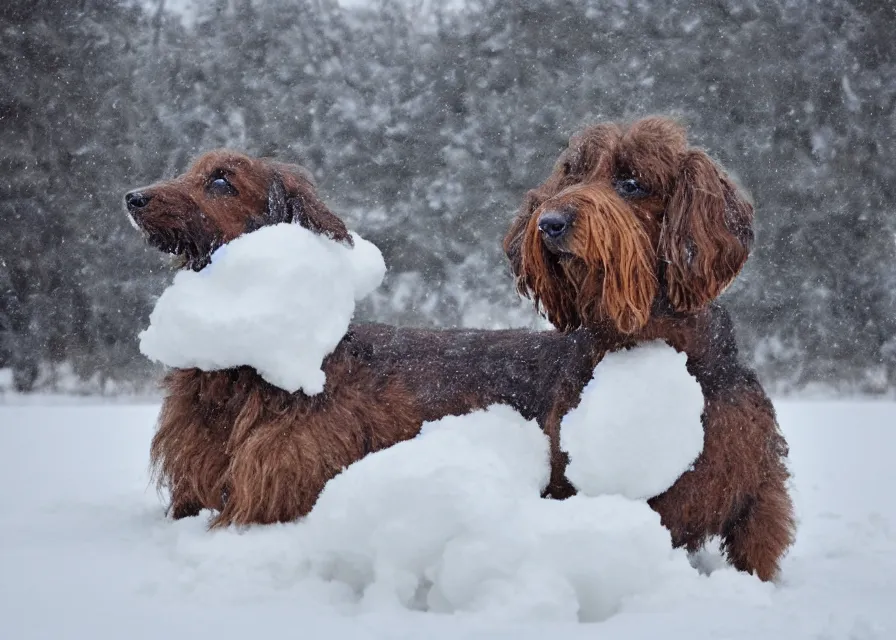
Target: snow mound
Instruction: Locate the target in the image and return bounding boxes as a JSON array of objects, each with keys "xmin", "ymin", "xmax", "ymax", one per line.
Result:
[
  {"xmin": 561, "ymin": 341, "xmax": 705, "ymax": 500},
  {"xmin": 138, "ymin": 223, "xmax": 386, "ymax": 394},
  {"xmin": 288, "ymin": 405, "xmax": 702, "ymax": 621}
]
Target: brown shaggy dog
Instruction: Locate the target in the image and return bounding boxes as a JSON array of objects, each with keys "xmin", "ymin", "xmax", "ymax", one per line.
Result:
[
  {"xmin": 126, "ymin": 150, "xmax": 620, "ymax": 529},
  {"xmin": 504, "ymin": 116, "xmax": 795, "ymax": 581}
]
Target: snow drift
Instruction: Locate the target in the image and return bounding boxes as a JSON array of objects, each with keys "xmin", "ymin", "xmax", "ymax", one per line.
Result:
[{"xmin": 138, "ymin": 223, "xmax": 386, "ymax": 394}]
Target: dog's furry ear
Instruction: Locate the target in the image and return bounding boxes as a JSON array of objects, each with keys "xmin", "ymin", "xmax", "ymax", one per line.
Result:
[
  {"xmin": 262, "ymin": 162, "xmax": 353, "ymax": 247},
  {"xmin": 503, "ymin": 189, "xmax": 542, "ymax": 281},
  {"xmin": 266, "ymin": 160, "xmax": 317, "ymax": 190},
  {"xmin": 659, "ymin": 150, "xmax": 754, "ymax": 313},
  {"xmin": 265, "ymin": 173, "xmax": 290, "ymax": 224}
]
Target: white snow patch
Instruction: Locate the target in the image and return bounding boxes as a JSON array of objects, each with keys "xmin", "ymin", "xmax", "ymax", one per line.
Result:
[
  {"xmin": 3, "ymin": 401, "xmax": 896, "ymax": 638},
  {"xmin": 138, "ymin": 223, "xmax": 385, "ymax": 394},
  {"xmin": 561, "ymin": 341, "xmax": 705, "ymax": 500}
]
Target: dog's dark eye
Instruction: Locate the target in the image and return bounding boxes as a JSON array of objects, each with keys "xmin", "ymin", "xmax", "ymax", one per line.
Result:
[
  {"xmin": 207, "ymin": 172, "xmax": 238, "ymax": 197},
  {"xmin": 614, "ymin": 178, "xmax": 649, "ymax": 198}
]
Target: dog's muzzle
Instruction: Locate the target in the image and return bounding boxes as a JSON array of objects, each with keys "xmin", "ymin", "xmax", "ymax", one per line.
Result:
[
  {"xmin": 537, "ymin": 209, "xmax": 573, "ymax": 252},
  {"xmin": 125, "ymin": 191, "xmax": 153, "ymax": 211},
  {"xmin": 125, "ymin": 191, "xmax": 155, "ymax": 232}
]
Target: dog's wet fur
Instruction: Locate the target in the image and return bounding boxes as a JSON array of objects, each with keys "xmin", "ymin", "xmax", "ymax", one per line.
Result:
[
  {"xmin": 129, "ymin": 123, "xmax": 793, "ymax": 581},
  {"xmin": 504, "ymin": 117, "xmax": 794, "ymax": 581}
]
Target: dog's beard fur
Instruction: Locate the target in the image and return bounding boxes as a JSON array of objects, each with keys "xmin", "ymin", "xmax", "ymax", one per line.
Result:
[
  {"xmin": 520, "ymin": 188, "xmax": 658, "ymax": 334},
  {"xmin": 134, "ymin": 210, "xmax": 222, "ymax": 272},
  {"xmin": 167, "ymin": 233, "xmax": 221, "ymax": 272}
]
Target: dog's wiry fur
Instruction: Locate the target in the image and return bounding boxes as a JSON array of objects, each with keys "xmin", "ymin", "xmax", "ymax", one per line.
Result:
[
  {"xmin": 504, "ymin": 116, "xmax": 795, "ymax": 581},
  {"xmin": 127, "ymin": 150, "xmax": 617, "ymax": 529},
  {"xmin": 506, "ymin": 117, "xmax": 754, "ymax": 332},
  {"xmin": 129, "ymin": 129, "xmax": 793, "ymax": 582}
]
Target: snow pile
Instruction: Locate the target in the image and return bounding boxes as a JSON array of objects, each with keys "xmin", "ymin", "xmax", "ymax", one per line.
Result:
[
  {"xmin": 138, "ymin": 223, "xmax": 385, "ymax": 394},
  {"xmin": 274, "ymin": 404, "xmax": 702, "ymax": 622},
  {"xmin": 561, "ymin": 341, "xmax": 705, "ymax": 499}
]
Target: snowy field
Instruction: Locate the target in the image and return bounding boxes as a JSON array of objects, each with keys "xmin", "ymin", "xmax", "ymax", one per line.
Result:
[{"xmin": 1, "ymin": 398, "xmax": 894, "ymax": 639}]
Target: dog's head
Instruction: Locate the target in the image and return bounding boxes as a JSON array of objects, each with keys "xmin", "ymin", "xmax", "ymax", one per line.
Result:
[
  {"xmin": 125, "ymin": 150, "xmax": 351, "ymax": 270},
  {"xmin": 504, "ymin": 117, "xmax": 753, "ymax": 334}
]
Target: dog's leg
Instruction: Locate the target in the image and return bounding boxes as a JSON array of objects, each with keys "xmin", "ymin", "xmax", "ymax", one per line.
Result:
[
  {"xmin": 540, "ymin": 339, "xmax": 613, "ymax": 501},
  {"xmin": 721, "ymin": 469, "xmax": 795, "ymax": 582},
  {"xmin": 169, "ymin": 499, "xmax": 202, "ymax": 520},
  {"xmin": 151, "ymin": 403, "xmax": 230, "ymax": 519},
  {"xmin": 647, "ymin": 470, "xmax": 713, "ymax": 554},
  {"xmin": 651, "ymin": 386, "xmax": 795, "ymax": 581},
  {"xmin": 541, "ymin": 407, "xmax": 577, "ymax": 500},
  {"xmin": 713, "ymin": 386, "xmax": 795, "ymax": 582},
  {"xmin": 211, "ymin": 415, "xmax": 365, "ymax": 528}
]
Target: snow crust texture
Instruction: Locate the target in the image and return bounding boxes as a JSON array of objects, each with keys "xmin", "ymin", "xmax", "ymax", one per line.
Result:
[
  {"xmin": 561, "ymin": 341, "xmax": 705, "ymax": 499},
  {"xmin": 138, "ymin": 224, "xmax": 386, "ymax": 394}
]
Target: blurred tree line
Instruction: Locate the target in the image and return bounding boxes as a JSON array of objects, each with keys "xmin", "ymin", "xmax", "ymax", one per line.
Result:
[{"xmin": 0, "ymin": 0, "xmax": 894, "ymax": 393}]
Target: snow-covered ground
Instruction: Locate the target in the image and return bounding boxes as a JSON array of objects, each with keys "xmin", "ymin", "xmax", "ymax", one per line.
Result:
[{"xmin": 1, "ymin": 399, "xmax": 894, "ymax": 639}]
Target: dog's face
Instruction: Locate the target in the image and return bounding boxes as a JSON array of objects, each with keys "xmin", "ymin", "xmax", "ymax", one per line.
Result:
[
  {"xmin": 125, "ymin": 150, "xmax": 351, "ymax": 270},
  {"xmin": 504, "ymin": 117, "xmax": 754, "ymax": 334}
]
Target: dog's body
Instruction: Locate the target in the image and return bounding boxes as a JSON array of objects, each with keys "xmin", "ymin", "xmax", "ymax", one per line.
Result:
[
  {"xmin": 504, "ymin": 116, "xmax": 795, "ymax": 581},
  {"xmin": 128, "ymin": 121, "xmax": 793, "ymax": 582},
  {"xmin": 155, "ymin": 325, "xmax": 605, "ymax": 525},
  {"xmin": 127, "ymin": 150, "xmax": 612, "ymax": 528}
]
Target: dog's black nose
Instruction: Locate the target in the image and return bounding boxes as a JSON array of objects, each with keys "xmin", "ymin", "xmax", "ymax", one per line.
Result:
[
  {"xmin": 537, "ymin": 210, "xmax": 571, "ymax": 239},
  {"xmin": 125, "ymin": 191, "xmax": 152, "ymax": 210}
]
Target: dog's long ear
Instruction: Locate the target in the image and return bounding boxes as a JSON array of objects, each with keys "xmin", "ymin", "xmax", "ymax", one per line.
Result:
[
  {"xmin": 659, "ymin": 150, "xmax": 753, "ymax": 313},
  {"xmin": 265, "ymin": 172, "xmax": 290, "ymax": 224},
  {"xmin": 263, "ymin": 161, "xmax": 353, "ymax": 246}
]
